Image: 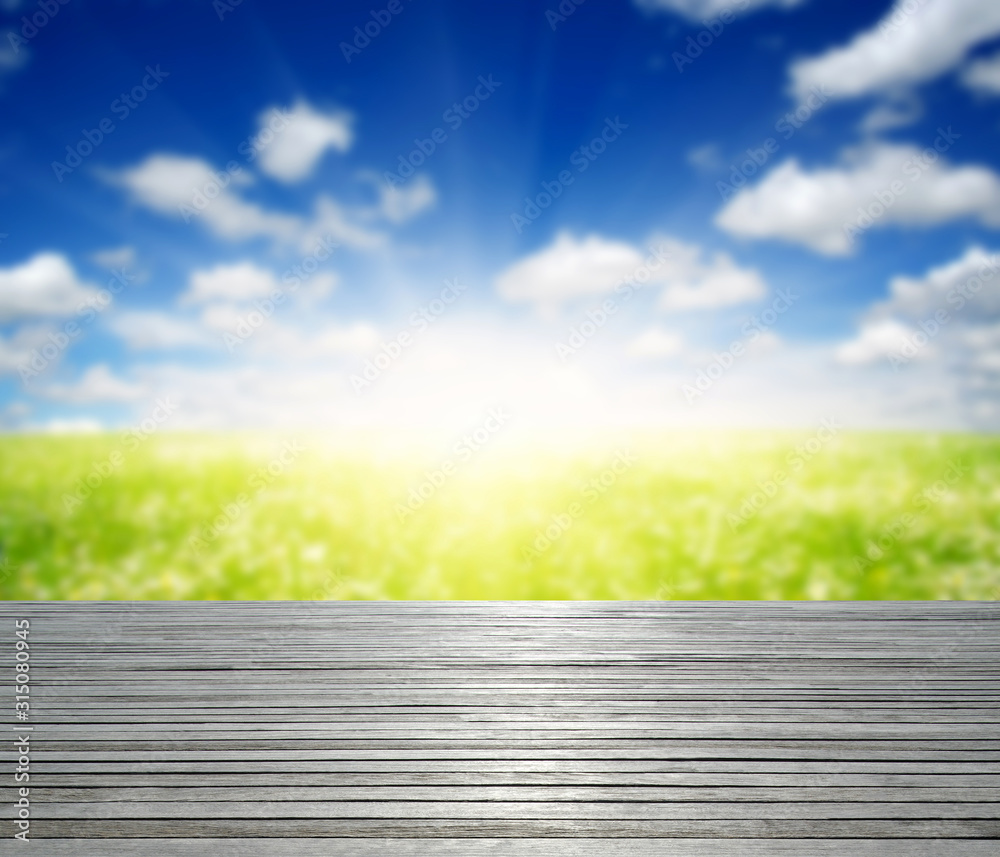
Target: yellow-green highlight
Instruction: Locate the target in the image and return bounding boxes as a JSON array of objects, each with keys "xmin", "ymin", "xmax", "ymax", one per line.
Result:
[{"xmin": 0, "ymin": 431, "xmax": 998, "ymax": 600}]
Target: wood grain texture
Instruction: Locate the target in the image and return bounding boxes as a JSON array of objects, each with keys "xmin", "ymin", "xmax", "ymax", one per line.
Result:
[
  {"xmin": 2, "ymin": 601, "xmax": 998, "ymax": 852},
  {"xmin": 17, "ymin": 839, "xmax": 1000, "ymax": 857}
]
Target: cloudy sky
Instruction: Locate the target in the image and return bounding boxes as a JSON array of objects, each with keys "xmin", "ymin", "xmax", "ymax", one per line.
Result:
[{"xmin": 2, "ymin": 0, "xmax": 999, "ymax": 433}]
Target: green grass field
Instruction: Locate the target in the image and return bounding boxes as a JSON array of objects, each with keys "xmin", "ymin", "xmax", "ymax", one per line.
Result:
[{"xmin": 1, "ymin": 430, "xmax": 998, "ymax": 600}]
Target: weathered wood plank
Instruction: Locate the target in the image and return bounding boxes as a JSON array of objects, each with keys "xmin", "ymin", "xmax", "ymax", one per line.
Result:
[
  {"xmin": 1, "ymin": 602, "xmax": 997, "ymax": 847},
  {"xmin": 27, "ymin": 818, "xmax": 1000, "ymax": 837},
  {"xmin": 9, "ymin": 786, "xmax": 1000, "ymax": 803},
  {"xmin": 20, "ymin": 840, "xmax": 1000, "ymax": 857},
  {"xmin": 31, "ymin": 800, "xmax": 1000, "ymax": 820},
  {"xmin": 20, "ymin": 772, "xmax": 1000, "ymax": 787}
]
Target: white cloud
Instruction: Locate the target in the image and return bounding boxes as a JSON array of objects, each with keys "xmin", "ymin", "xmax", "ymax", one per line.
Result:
[
  {"xmin": 90, "ymin": 246, "xmax": 137, "ymax": 270},
  {"xmin": 41, "ymin": 418, "xmax": 103, "ymax": 434},
  {"xmin": 962, "ymin": 50, "xmax": 1000, "ymax": 96},
  {"xmin": 196, "ymin": 275, "xmax": 336, "ymax": 334},
  {"xmin": 877, "ymin": 246, "xmax": 1000, "ymax": 318},
  {"xmin": 836, "ymin": 248, "xmax": 1000, "ymax": 424},
  {"xmin": 789, "ymin": 0, "xmax": 1000, "ymax": 103},
  {"xmin": 110, "ymin": 151, "xmax": 389, "ymax": 252},
  {"xmin": 107, "ymin": 260, "xmax": 342, "ymax": 354},
  {"xmin": 495, "ymin": 232, "xmax": 766, "ymax": 313},
  {"xmin": 747, "ymin": 329, "xmax": 782, "ymax": 355},
  {"xmin": 110, "ymin": 154, "xmax": 301, "ymax": 243},
  {"xmin": 0, "ymin": 253, "xmax": 99, "ymax": 320},
  {"xmin": 377, "ymin": 175, "xmax": 437, "ymax": 223},
  {"xmin": 256, "ymin": 101, "xmax": 353, "ymax": 183},
  {"xmin": 0, "ymin": 338, "xmax": 27, "ymax": 374},
  {"xmin": 716, "ymin": 143, "xmax": 1000, "ymax": 255},
  {"xmin": 686, "ymin": 143, "xmax": 723, "ymax": 172},
  {"xmin": 196, "ymin": 304, "xmax": 243, "ymax": 334},
  {"xmin": 0, "ymin": 39, "xmax": 28, "ymax": 79},
  {"xmin": 313, "ymin": 322, "xmax": 380, "ymax": 353},
  {"xmin": 495, "ymin": 232, "xmax": 651, "ymax": 310},
  {"xmin": 657, "ymin": 245, "xmax": 767, "ymax": 310},
  {"xmin": 302, "ymin": 196, "xmax": 385, "ymax": 252},
  {"xmin": 858, "ymin": 95, "xmax": 923, "ymax": 134},
  {"xmin": 0, "ymin": 326, "xmax": 59, "ymax": 374},
  {"xmin": 40, "ymin": 364, "xmax": 146, "ymax": 403},
  {"xmin": 192, "ymin": 296, "xmax": 375, "ymax": 356},
  {"xmin": 628, "ymin": 327, "xmax": 684, "ymax": 359},
  {"xmin": 635, "ymin": 0, "xmax": 804, "ymax": 22},
  {"xmin": 4, "ymin": 401, "xmax": 30, "ymax": 419},
  {"xmin": 296, "ymin": 271, "xmax": 338, "ymax": 304},
  {"xmin": 252, "ymin": 321, "xmax": 381, "ymax": 358},
  {"xmin": 83, "ymin": 310, "xmax": 967, "ymax": 432},
  {"xmin": 836, "ymin": 318, "xmax": 920, "ymax": 365},
  {"xmin": 107, "ymin": 311, "xmax": 214, "ymax": 350},
  {"xmin": 28, "ymin": 299, "xmax": 994, "ymax": 432},
  {"xmin": 181, "ymin": 262, "xmax": 280, "ymax": 305}
]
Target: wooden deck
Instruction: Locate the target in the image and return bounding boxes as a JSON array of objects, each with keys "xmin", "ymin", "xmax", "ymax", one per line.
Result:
[{"xmin": 3, "ymin": 602, "xmax": 999, "ymax": 855}]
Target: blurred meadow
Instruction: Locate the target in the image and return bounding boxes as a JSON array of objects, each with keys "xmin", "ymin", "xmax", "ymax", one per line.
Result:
[{"xmin": 1, "ymin": 430, "xmax": 997, "ymax": 600}]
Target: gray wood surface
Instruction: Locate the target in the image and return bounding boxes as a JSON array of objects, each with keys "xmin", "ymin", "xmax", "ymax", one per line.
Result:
[{"xmin": 2, "ymin": 601, "xmax": 998, "ymax": 856}]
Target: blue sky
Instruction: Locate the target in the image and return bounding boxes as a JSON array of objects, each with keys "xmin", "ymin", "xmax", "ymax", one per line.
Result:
[{"xmin": 2, "ymin": 0, "xmax": 1000, "ymax": 432}]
